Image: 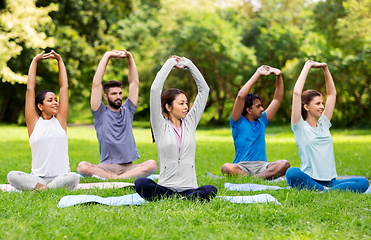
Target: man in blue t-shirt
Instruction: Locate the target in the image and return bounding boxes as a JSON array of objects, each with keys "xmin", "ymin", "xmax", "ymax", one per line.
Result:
[
  {"xmin": 77, "ymin": 49, "xmax": 157, "ymax": 179},
  {"xmin": 221, "ymin": 65, "xmax": 290, "ymax": 180}
]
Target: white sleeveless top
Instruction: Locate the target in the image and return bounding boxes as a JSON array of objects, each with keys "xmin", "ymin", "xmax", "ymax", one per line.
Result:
[{"xmin": 29, "ymin": 116, "xmax": 70, "ymax": 177}]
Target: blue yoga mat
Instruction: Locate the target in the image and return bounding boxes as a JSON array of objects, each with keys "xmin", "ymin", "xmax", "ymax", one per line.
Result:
[
  {"xmin": 225, "ymin": 183, "xmax": 371, "ymax": 194},
  {"xmin": 217, "ymin": 194, "xmax": 281, "ymax": 205},
  {"xmin": 58, "ymin": 193, "xmax": 282, "ymax": 208},
  {"xmin": 58, "ymin": 193, "xmax": 145, "ymax": 208},
  {"xmin": 225, "ymin": 183, "xmax": 290, "ymax": 191}
]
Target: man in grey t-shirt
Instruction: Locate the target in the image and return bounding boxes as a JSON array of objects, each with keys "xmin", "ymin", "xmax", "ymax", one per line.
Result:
[{"xmin": 77, "ymin": 50, "xmax": 157, "ymax": 179}]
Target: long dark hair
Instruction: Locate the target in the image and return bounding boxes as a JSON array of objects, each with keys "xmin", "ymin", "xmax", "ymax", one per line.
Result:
[
  {"xmin": 35, "ymin": 90, "xmax": 52, "ymax": 114},
  {"xmin": 301, "ymin": 90, "xmax": 322, "ymax": 120},
  {"xmin": 161, "ymin": 88, "xmax": 186, "ymax": 115},
  {"xmin": 242, "ymin": 93, "xmax": 260, "ymax": 116},
  {"xmin": 151, "ymin": 88, "xmax": 186, "ymax": 142}
]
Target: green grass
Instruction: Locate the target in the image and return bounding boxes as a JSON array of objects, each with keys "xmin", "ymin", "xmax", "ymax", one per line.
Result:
[{"xmin": 0, "ymin": 125, "xmax": 370, "ymax": 239}]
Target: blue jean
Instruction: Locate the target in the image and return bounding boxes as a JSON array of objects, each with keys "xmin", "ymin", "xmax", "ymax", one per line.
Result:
[
  {"xmin": 286, "ymin": 167, "xmax": 369, "ymax": 193},
  {"xmin": 135, "ymin": 177, "xmax": 218, "ymax": 202}
]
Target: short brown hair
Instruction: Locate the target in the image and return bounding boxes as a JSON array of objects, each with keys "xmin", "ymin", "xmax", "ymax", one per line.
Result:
[{"xmin": 103, "ymin": 80, "xmax": 122, "ymax": 94}]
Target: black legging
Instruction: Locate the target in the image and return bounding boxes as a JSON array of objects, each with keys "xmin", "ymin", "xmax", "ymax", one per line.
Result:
[{"xmin": 135, "ymin": 177, "xmax": 218, "ymax": 202}]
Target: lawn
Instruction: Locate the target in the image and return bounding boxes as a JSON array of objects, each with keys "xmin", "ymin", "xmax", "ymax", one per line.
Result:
[{"xmin": 0, "ymin": 124, "xmax": 370, "ymax": 239}]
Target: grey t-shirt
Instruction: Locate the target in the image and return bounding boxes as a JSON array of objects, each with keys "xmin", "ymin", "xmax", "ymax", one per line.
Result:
[{"xmin": 92, "ymin": 99, "xmax": 139, "ymax": 164}]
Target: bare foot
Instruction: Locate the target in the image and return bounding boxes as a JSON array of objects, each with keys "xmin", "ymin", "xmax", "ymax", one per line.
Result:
[
  {"xmin": 34, "ymin": 182, "xmax": 49, "ymax": 191},
  {"xmin": 318, "ymin": 186, "xmax": 329, "ymax": 193}
]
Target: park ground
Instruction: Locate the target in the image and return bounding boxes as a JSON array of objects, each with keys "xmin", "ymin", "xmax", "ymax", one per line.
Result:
[{"xmin": 0, "ymin": 124, "xmax": 370, "ymax": 239}]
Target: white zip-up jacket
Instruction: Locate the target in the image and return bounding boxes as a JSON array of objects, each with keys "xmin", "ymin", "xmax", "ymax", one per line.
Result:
[{"xmin": 150, "ymin": 57, "xmax": 209, "ymax": 192}]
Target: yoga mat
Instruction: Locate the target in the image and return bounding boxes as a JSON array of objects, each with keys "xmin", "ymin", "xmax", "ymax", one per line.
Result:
[
  {"xmin": 76, "ymin": 182, "xmax": 134, "ymax": 189},
  {"xmin": 0, "ymin": 184, "xmax": 15, "ymax": 192},
  {"xmin": 58, "ymin": 193, "xmax": 145, "ymax": 208},
  {"xmin": 147, "ymin": 174, "xmax": 160, "ymax": 180},
  {"xmin": 217, "ymin": 194, "xmax": 281, "ymax": 205},
  {"xmin": 0, "ymin": 182, "xmax": 134, "ymax": 192},
  {"xmin": 58, "ymin": 193, "xmax": 282, "ymax": 208},
  {"xmin": 205, "ymin": 171, "xmax": 286, "ymax": 182},
  {"xmin": 206, "ymin": 171, "xmax": 224, "ymax": 179},
  {"xmin": 268, "ymin": 176, "xmax": 286, "ymax": 182},
  {"xmin": 225, "ymin": 183, "xmax": 290, "ymax": 191},
  {"xmin": 225, "ymin": 183, "xmax": 371, "ymax": 194},
  {"xmin": 337, "ymin": 175, "xmax": 370, "ymax": 179}
]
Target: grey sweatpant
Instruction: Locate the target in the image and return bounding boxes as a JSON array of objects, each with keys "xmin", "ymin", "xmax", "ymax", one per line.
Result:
[{"xmin": 7, "ymin": 171, "xmax": 79, "ymax": 190}]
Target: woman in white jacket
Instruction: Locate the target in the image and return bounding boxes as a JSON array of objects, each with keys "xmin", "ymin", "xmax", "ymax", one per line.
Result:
[{"xmin": 134, "ymin": 56, "xmax": 217, "ymax": 201}]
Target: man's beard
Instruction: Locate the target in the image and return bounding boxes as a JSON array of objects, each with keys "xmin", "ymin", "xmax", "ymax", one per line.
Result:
[{"xmin": 108, "ymin": 98, "xmax": 122, "ymax": 109}]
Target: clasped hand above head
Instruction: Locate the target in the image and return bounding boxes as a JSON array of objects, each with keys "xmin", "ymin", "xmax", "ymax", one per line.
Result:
[
  {"xmin": 108, "ymin": 49, "xmax": 131, "ymax": 59},
  {"xmin": 34, "ymin": 50, "xmax": 62, "ymax": 62},
  {"xmin": 257, "ymin": 65, "xmax": 281, "ymax": 76},
  {"xmin": 171, "ymin": 55, "xmax": 186, "ymax": 69},
  {"xmin": 306, "ymin": 60, "xmax": 327, "ymax": 69}
]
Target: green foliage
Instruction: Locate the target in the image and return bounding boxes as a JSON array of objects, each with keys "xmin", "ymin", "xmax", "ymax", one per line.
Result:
[
  {"xmin": 0, "ymin": 0, "xmax": 56, "ymax": 84},
  {"xmin": 312, "ymin": 0, "xmax": 371, "ymax": 127},
  {"xmin": 1, "ymin": 0, "xmax": 371, "ymax": 127},
  {"xmin": 159, "ymin": 1, "xmax": 257, "ymax": 123}
]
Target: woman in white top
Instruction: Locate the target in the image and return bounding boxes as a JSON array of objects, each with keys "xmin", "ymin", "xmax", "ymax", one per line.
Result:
[
  {"xmin": 286, "ymin": 60, "xmax": 369, "ymax": 193},
  {"xmin": 7, "ymin": 50, "xmax": 79, "ymax": 190},
  {"xmin": 134, "ymin": 56, "xmax": 217, "ymax": 201}
]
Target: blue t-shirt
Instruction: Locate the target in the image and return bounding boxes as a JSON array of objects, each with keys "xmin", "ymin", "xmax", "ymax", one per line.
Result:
[
  {"xmin": 291, "ymin": 114, "xmax": 337, "ymax": 181},
  {"xmin": 230, "ymin": 112, "xmax": 269, "ymax": 163},
  {"xmin": 92, "ymin": 99, "xmax": 139, "ymax": 164}
]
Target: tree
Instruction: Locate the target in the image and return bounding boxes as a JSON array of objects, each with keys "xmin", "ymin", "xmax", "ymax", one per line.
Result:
[
  {"xmin": 34, "ymin": 0, "xmax": 161, "ymax": 123},
  {"xmin": 234, "ymin": 0, "xmax": 316, "ymax": 123},
  {"xmin": 0, "ymin": 0, "xmax": 56, "ymax": 84},
  {"xmin": 138, "ymin": 0, "xmax": 257, "ymax": 124},
  {"xmin": 0, "ymin": 0, "xmax": 56, "ymax": 122},
  {"xmin": 313, "ymin": 0, "xmax": 371, "ymax": 127}
]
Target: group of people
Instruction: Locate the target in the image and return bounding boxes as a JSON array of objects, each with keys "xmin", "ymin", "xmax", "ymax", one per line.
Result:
[{"xmin": 7, "ymin": 49, "xmax": 369, "ymax": 201}]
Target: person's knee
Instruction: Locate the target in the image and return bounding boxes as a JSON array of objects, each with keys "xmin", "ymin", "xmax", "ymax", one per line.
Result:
[
  {"xmin": 221, "ymin": 163, "xmax": 233, "ymax": 175},
  {"xmin": 280, "ymin": 160, "xmax": 291, "ymax": 173},
  {"xmin": 134, "ymin": 177, "xmax": 151, "ymax": 188},
  {"xmin": 209, "ymin": 185, "xmax": 218, "ymax": 196},
  {"xmin": 69, "ymin": 172, "xmax": 80, "ymax": 186},
  {"xmin": 7, "ymin": 171, "xmax": 17, "ymax": 179},
  {"xmin": 200, "ymin": 185, "xmax": 218, "ymax": 200},
  {"xmin": 145, "ymin": 160, "xmax": 158, "ymax": 172},
  {"xmin": 7, "ymin": 171, "xmax": 19, "ymax": 183},
  {"xmin": 62, "ymin": 173, "xmax": 80, "ymax": 190},
  {"xmin": 77, "ymin": 161, "xmax": 92, "ymax": 175},
  {"xmin": 286, "ymin": 167, "xmax": 301, "ymax": 179},
  {"xmin": 359, "ymin": 178, "xmax": 370, "ymax": 191}
]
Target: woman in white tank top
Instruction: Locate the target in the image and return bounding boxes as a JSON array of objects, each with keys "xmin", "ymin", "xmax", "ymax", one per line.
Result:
[{"xmin": 7, "ymin": 50, "xmax": 79, "ymax": 190}]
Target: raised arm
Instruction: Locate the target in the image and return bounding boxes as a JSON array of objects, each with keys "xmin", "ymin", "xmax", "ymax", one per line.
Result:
[
  {"xmin": 322, "ymin": 64, "xmax": 336, "ymax": 121},
  {"xmin": 150, "ymin": 57, "xmax": 178, "ymax": 134},
  {"xmin": 292, "ymin": 61, "xmax": 312, "ymax": 124},
  {"xmin": 91, "ymin": 50, "xmax": 127, "ymax": 111},
  {"xmin": 177, "ymin": 57, "xmax": 210, "ymax": 127},
  {"xmin": 25, "ymin": 51, "xmax": 45, "ymax": 137},
  {"xmin": 52, "ymin": 50, "xmax": 69, "ymax": 131},
  {"xmin": 292, "ymin": 61, "xmax": 327, "ymax": 124},
  {"xmin": 265, "ymin": 67, "xmax": 284, "ymax": 122},
  {"xmin": 231, "ymin": 65, "xmax": 271, "ymax": 122},
  {"xmin": 126, "ymin": 50, "xmax": 139, "ymax": 106}
]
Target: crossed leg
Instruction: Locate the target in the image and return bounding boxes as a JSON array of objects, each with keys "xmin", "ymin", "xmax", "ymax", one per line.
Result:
[
  {"xmin": 77, "ymin": 160, "xmax": 158, "ymax": 179},
  {"xmin": 221, "ymin": 160, "xmax": 290, "ymax": 180}
]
